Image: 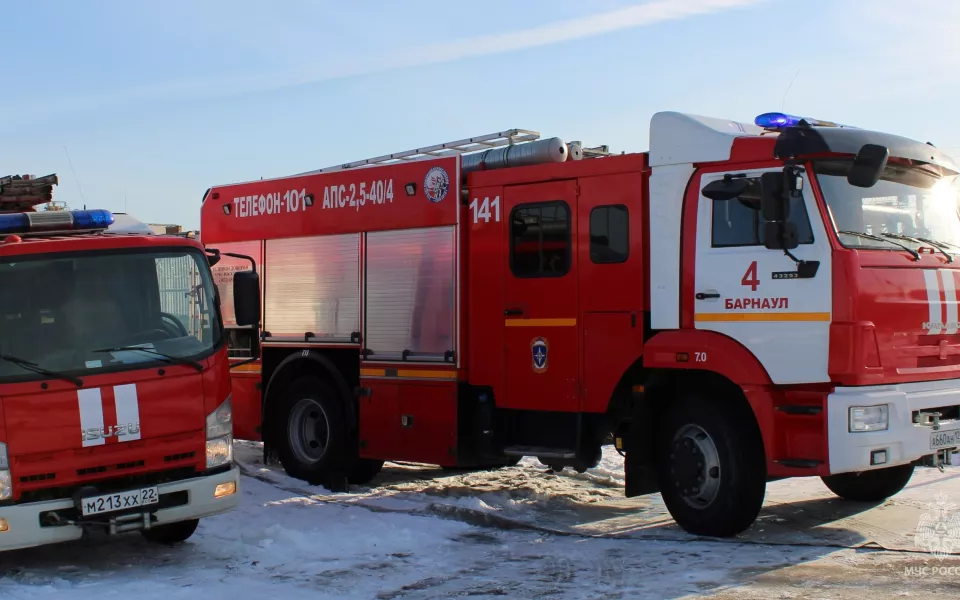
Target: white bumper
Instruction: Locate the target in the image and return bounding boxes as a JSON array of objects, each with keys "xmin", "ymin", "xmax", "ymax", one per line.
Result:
[
  {"xmin": 0, "ymin": 464, "xmax": 239, "ymax": 553},
  {"xmin": 828, "ymin": 380, "xmax": 960, "ymax": 474}
]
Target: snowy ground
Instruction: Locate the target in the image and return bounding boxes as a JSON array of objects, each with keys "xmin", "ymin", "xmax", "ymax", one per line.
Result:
[{"xmin": 1, "ymin": 443, "xmax": 959, "ymax": 599}]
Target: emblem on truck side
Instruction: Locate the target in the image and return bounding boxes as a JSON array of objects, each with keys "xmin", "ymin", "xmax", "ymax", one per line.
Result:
[
  {"xmin": 531, "ymin": 337, "xmax": 548, "ymax": 374},
  {"xmin": 424, "ymin": 167, "xmax": 450, "ymax": 203}
]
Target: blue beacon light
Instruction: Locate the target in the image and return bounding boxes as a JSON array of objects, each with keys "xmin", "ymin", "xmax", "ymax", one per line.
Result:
[
  {"xmin": 0, "ymin": 209, "xmax": 115, "ymax": 235},
  {"xmin": 755, "ymin": 112, "xmax": 840, "ymax": 129},
  {"xmin": 755, "ymin": 112, "xmax": 803, "ymax": 128},
  {"xmin": 71, "ymin": 209, "xmax": 115, "ymax": 229}
]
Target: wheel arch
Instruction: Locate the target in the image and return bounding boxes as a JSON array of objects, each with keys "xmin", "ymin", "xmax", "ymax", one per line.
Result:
[
  {"xmin": 261, "ymin": 348, "xmax": 358, "ymax": 446},
  {"xmin": 605, "ymin": 329, "xmax": 773, "ymax": 425},
  {"xmin": 613, "ymin": 331, "xmax": 774, "ymax": 497}
]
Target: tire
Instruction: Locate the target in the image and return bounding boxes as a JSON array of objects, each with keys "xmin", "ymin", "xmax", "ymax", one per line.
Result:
[
  {"xmin": 655, "ymin": 387, "xmax": 767, "ymax": 537},
  {"xmin": 141, "ymin": 518, "xmax": 199, "ymax": 544},
  {"xmin": 346, "ymin": 458, "xmax": 385, "ymax": 485},
  {"xmin": 276, "ymin": 375, "xmax": 382, "ymax": 487},
  {"xmin": 821, "ymin": 464, "xmax": 914, "ymax": 502}
]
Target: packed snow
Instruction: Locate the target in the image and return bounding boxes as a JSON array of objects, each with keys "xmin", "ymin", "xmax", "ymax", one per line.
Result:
[{"xmin": 0, "ymin": 443, "xmax": 958, "ymax": 598}]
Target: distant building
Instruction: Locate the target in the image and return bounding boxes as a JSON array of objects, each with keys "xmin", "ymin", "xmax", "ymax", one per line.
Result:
[{"xmin": 148, "ymin": 223, "xmax": 182, "ymax": 235}]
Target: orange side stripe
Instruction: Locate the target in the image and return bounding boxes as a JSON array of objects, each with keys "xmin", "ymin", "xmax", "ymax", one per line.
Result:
[
  {"xmin": 695, "ymin": 312, "xmax": 831, "ymax": 322},
  {"xmin": 360, "ymin": 368, "xmax": 458, "ymax": 380},
  {"xmin": 504, "ymin": 318, "xmax": 577, "ymax": 327}
]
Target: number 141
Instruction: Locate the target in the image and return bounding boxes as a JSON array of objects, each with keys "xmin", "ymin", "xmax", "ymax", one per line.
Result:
[{"xmin": 470, "ymin": 196, "xmax": 500, "ymax": 224}]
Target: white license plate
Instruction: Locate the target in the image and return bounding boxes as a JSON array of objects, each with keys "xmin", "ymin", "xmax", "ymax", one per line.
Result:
[
  {"xmin": 80, "ymin": 487, "xmax": 159, "ymax": 516},
  {"xmin": 930, "ymin": 429, "xmax": 960, "ymax": 450}
]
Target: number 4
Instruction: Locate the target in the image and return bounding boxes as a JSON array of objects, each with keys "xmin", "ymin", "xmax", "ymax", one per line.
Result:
[{"xmin": 741, "ymin": 261, "xmax": 759, "ymax": 292}]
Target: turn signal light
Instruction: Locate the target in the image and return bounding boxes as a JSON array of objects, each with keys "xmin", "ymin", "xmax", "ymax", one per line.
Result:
[{"xmin": 214, "ymin": 481, "xmax": 237, "ymax": 499}]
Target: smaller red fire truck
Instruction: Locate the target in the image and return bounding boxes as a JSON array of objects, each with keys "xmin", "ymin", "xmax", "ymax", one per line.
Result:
[
  {"xmin": 201, "ymin": 112, "xmax": 960, "ymax": 537},
  {"xmin": 0, "ymin": 173, "xmax": 253, "ymax": 552}
]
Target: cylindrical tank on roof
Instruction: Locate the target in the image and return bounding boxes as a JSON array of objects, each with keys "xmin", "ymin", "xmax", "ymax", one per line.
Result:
[
  {"xmin": 461, "ymin": 137, "xmax": 569, "ymax": 173},
  {"xmin": 567, "ymin": 141, "xmax": 584, "ymax": 161}
]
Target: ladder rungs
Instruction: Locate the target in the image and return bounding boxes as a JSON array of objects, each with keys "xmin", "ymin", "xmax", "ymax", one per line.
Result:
[{"xmin": 298, "ymin": 128, "xmax": 541, "ymax": 175}]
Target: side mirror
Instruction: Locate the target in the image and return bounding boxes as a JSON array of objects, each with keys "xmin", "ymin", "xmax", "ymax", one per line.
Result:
[
  {"xmin": 233, "ymin": 270, "xmax": 261, "ymax": 328},
  {"xmin": 760, "ymin": 172, "xmax": 788, "ymax": 221},
  {"xmin": 760, "ymin": 169, "xmax": 801, "ymax": 251},
  {"xmin": 702, "ymin": 177, "xmax": 750, "ymax": 201},
  {"xmin": 847, "ymin": 144, "xmax": 889, "ymax": 188}
]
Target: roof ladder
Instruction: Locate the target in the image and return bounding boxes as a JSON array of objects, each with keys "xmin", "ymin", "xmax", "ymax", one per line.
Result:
[
  {"xmin": 298, "ymin": 128, "xmax": 541, "ymax": 175},
  {"xmin": 0, "ymin": 173, "xmax": 58, "ymax": 212}
]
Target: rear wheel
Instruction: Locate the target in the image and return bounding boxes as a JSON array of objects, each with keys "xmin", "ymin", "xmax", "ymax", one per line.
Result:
[
  {"xmin": 821, "ymin": 464, "xmax": 914, "ymax": 502},
  {"xmin": 276, "ymin": 375, "xmax": 383, "ymax": 487},
  {"xmin": 655, "ymin": 387, "xmax": 767, "ymax": 537},
  {"xmin": 141, "ymin": 518, "xmax": 199, "ymax": 544}
]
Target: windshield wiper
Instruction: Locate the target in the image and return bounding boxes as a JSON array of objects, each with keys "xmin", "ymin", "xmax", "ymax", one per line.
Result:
[
  {"xmin": 92, "ymin": 346, "xmax": 204, "ymax": 372},
  {"xmin": 0, "ymin": 353, "xmax": 83, "ymax": 387},
  {"xmin": 880, "ymin": 233, "xmax": 954, "ymax": 263},
  {"xmin": 837, "ymin": 230, "xmax": 921, "ymax": 260}
]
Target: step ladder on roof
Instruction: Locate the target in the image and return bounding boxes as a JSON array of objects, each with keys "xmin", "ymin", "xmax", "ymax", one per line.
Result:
[
  {"xmin": 299, "ymin": 129, "xmax": 542, "ymax": 175},
  {"xmin": 0, "ymin": 173, "xmax": 58, "ymax": 212}
]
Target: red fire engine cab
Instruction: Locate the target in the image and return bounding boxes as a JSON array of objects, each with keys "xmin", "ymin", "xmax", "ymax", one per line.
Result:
[
  {"xmin": 0, "ymin": 173, "xmax": 249, "ymax": 552},
  {"xmin": 201, "ymin": 111, "xmax": 960, "ymax": 537}
]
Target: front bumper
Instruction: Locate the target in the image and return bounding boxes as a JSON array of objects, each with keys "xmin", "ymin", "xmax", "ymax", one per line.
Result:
[
  {"xmin": 828, "ymin": 380, "xmax": 960, "ymax": 474},
  {"xmin": 0, "ymin": 464, "xmax": 239, "ymax": 553}
]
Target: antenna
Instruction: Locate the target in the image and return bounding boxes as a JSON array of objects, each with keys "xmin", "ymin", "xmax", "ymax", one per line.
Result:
[
  {"xmin": 781, "ymin": 69, "xmax": 802, "ymax": 111},
  {"xmin": 63, "ymin": 145, "xmax": 86, "ymax": 206}
]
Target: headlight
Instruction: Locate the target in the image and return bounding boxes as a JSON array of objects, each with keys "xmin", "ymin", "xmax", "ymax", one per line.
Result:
[
  {"xmin": 207, "ymin": 395, "xmax": 232, "ymax": 439},
  {"xmin": 849, "ymin": 405, "xmax": 889, "ymax": 432},
  {"xmin": 206, "ymin": 397, "xmax": 233, "ymax": 469},
  {"xmin": 206, "ymin": 435, "xmax": 233, "ymax": 469},
  {"xmin": 0, "ymin": 442, "xmax": 11, "ymax": 501}
]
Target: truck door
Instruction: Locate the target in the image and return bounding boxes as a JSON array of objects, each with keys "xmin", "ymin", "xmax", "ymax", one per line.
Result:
[
  {"xmin": 501, "ymin": 180, "xmax": 580, "ymax": 411},
  {"xmin": 693, "ymin": 168, "xmax": 832, "ymax": 384}
]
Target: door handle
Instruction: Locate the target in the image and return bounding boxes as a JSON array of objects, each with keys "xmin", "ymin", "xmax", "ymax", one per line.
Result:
[
  {"xmin": 505, "ymin": 308, "xmax": 524, "ymax": 316},
  {"xmin": 695, "ymin": 292, "xmax": 720, "ymax": 300}
]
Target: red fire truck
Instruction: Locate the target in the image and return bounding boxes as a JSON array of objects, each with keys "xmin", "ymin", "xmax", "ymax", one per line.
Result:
[
  {"xmin": 201, "ymin": 112, "xmax": 960, "ymax": 537},
  {"xmin": 0, "ymin": 173, "xmax": 254, "ymax": 552}
]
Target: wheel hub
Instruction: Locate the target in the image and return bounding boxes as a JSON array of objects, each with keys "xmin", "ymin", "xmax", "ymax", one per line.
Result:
[
  {"xmin": 288, "ymin": 398, "xmax": 331, "ymax": 465},
  {"xmin": 669, "ymin": 424, "xmax": 722, "ymax": 508}
]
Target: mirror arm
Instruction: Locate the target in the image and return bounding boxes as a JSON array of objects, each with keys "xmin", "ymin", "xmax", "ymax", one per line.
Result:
[
  {"xmin": 222, "ymin": 252, "xmax": 257, "ymax": 273},
  {"xmin": 782, "ymin": 246, "xmax": 803, "ymax": 265}
]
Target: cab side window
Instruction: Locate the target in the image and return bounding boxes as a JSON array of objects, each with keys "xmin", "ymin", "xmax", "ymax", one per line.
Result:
[
  {"xmin": 510, "ymin": 201, "xmax": 571, "ymax": 278},
  {"xmin": 711, "ymin": 176, "xmax": 814, "ymax": 247},
  {"xmin": 590, "ymin": 205, "xmax": 629, "ymax": 264}
]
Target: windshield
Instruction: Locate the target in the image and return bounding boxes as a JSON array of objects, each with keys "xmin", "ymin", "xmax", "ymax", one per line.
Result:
[
  {"xmin": 0, "ymin": 248, "xmax": 221, "ymax": 382},
  {"xmin": 814, "ymin": 160, "xmax": 960, "ymax": 250}
]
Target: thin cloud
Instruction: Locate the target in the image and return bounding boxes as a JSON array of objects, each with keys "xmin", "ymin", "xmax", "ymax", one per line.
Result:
[{"xmin": 9, "ymin": 0, "xmax": 770, "ymax": 119}]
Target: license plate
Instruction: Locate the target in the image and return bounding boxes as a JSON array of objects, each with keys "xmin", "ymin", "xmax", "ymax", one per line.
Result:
[
  {"xmin": 80, "ymin": 487, "xmax": 159, "ymax": 517},
  {"xmin": 930, "ymin": 428, "xmax": 960, "ymax": 450}
]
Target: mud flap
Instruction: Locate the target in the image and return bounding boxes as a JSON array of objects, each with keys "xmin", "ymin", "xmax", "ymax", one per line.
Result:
[{"xmin": 624, "ymin": 390, "xmax": 659, "ymax": 497}]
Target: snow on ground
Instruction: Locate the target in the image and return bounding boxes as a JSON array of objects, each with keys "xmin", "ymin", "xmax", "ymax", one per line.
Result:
[{"xmin": 0, "ymin": 444, "xmax": 958, "ymax": 598}]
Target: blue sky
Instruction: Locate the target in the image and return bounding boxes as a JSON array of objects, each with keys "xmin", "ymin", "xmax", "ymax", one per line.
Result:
[{"xmin": 1, "ymin": 0, "xmax": 958, "ymax": 229}]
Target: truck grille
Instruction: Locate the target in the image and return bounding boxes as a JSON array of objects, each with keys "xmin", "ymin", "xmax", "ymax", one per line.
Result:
[{"xmin": 16, "ymin": 466, "xmax": 198, "ymax": 504}]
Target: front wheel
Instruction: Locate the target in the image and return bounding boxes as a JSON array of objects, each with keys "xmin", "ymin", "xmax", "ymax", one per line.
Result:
[
  {"xmin": 141, "ymin": 518, "xmax": 199, "ymax": 544},
  {"xmin": 821, "ymin": 464, "xmax": 914, "ymax": 502},
  {"xmin": 655, "ymin": 388, "xmax": 767, "ymax": 537}
]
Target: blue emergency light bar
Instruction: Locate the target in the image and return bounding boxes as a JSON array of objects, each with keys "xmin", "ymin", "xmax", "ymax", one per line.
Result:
[
  {"xmin": 0, "ymin": 209, "xmax": 115, "ymax": 235},
  {"xmin": 755, "ymin": 112, "xmax": 842, "ymax": 129}
]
